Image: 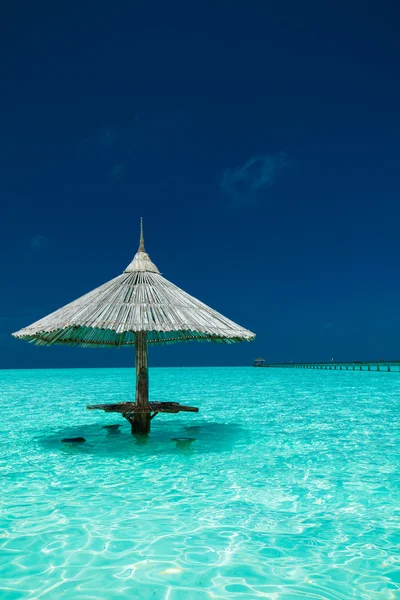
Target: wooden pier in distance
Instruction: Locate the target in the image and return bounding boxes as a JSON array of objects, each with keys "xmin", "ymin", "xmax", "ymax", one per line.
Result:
[{"xmin": 254, "ymin": 360, "xmax": 400, "ymax": 372}]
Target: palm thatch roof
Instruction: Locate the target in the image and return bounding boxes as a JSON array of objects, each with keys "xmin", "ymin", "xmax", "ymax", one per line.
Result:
[{"xmin": 13, "ymin": 221, "xmax": 255, "ymax": 347}]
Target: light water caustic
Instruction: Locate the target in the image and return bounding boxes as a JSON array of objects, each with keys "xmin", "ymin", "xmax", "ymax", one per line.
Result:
[{"xmin": 0, "ymin": 367, "xmax": 399, "ymax": 599}]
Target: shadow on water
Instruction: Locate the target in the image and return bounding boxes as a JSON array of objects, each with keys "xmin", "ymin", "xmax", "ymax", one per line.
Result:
[{"xmin": 36, "ymin": 419, "xmax": 247, "ymax": 457}]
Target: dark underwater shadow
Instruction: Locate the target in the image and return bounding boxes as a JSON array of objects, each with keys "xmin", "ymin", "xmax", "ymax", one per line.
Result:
[{"xmin": 36, "ymin": 419, "xmax": 248, "ymax": 457}]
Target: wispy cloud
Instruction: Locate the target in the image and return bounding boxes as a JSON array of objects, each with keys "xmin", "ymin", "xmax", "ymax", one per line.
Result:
[
  {"xmin": 31, "ymin": 235, "xmax": 48, "ymax": 249},
  {"xmin": 91, "ymin": 126, "xmax": 117, "ymax": 150},
  {"xmin": 323, "ymin": 322, "xmax": 333, "ymax": 329},
  {"xmin": 79, "ymin": 112, "xmax": 194, "ymax": 181},
  {"xmin": 221, "ymin": 152, "xmax": 288, "ymax": 202},
  {"xmin": 111, "ymin": 163, "xmax": 126, "ymax": 180}
]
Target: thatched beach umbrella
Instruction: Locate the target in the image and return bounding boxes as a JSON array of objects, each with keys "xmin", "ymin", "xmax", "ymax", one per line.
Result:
[{"xmin": 13, "ymin": 220, "xmax": 255, "ymax": 433}]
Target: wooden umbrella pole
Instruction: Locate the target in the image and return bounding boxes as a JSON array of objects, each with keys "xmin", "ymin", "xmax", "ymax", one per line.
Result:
[{"xmin": 132, "ymin": 331, "xmax": 150, "ymax": 434}]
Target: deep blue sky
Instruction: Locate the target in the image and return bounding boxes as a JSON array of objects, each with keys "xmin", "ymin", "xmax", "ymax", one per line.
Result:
[{"xmin": 1, "ymin": 0, "xmax": 400, "ymax": 368}]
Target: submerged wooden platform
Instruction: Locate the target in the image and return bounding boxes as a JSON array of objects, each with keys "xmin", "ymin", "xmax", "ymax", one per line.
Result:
[{"xmin": 87, "ymin": 401, "xmax": 199, "ymax": 415}]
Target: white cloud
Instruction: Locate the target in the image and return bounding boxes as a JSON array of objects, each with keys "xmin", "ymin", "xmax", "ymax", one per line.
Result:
[{"xmin": 221, "ymin": 152, "xmax": 288, "ymax": 202}]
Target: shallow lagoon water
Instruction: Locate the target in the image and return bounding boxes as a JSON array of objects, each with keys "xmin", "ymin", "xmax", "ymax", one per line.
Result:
[{"xmin": 0, "ymin": 366, "xmax": 399, "ymax": 599}]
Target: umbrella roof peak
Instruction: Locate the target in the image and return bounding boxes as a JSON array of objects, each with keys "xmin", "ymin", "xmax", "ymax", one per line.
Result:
[
  {"xmin": 124, "ymin": 218, "xmax": 160, "ymax": 274},
  {"xmin": 138, "ymin": 216, "xmax": 145, "ymax": 252}
]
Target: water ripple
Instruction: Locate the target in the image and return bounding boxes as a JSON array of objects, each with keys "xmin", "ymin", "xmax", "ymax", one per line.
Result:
[{"xmin": 0, "ymin": 367, "xmax": 399, "ymax": 598}]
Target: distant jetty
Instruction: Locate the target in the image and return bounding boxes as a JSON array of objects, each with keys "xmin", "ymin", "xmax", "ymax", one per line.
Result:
[{"xmin": 254, "ymin": 360, "xmax": 400, "ymax": 372}]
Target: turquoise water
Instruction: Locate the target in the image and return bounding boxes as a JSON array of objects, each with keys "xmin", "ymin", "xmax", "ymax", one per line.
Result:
[{"xmin": 1, "ymin": 367, "xmax": 399, "ymax": 599}]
